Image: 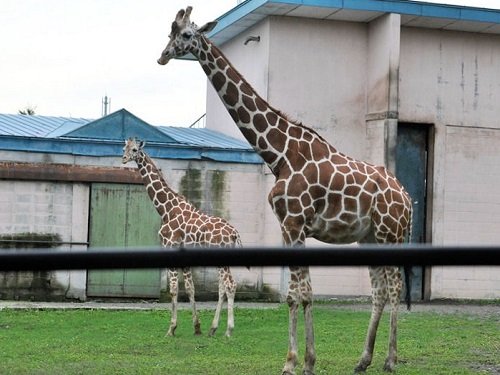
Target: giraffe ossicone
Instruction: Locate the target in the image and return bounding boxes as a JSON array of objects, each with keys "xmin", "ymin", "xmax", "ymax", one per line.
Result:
[
  {"xmin": 122, "ymin": 137, "xmax": 240, "ymax": 338},
  {"xmin": 157, "ymin": 8, "xmax": 413, "ymax": 374}
]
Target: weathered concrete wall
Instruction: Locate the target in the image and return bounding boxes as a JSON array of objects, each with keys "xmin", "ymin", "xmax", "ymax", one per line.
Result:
[
  {"xmin": 399, "ymin": 27, "xmax": 500, "ymax": 128},
  {"xmin": 259, "ymin": 17, "xmax": 373, "ymax": 298},
  {"xmin": 366, "ymin": 13, "xmax": 400, "ymax": 172},
  {"xmin": 204, "ymin": 16, "xmax": 394, "ymax": 298},
  {"xmin": 204, "ymin": 19, "xmax": 288, "ymax": 299},
  {"xmin": 0, "ymin": 150, "xmax": 277, "ymax": 301},
  {"xmin": 0, "ymin": 180, "xmax": 89, "ymax": 300},
  {"xmin": 431, "ymin": 126, "xmax": 500, "ymax": 299},
  {"xmin": 205, "ymin": 16, "xmax": 380, "ymax": 298},
  {"xmin": 204, "ymin": 16, "xmax": 500, "ymax": 300},
  {"xmin": 260, "ymin": 18, "xmax": 500, "ymax": 300},
  {"xmin": 399, "ymin": 27, "xmax": 500, "ymax": 299},
  {"xmin": 268, "ymin": 16, "xmax": 368, "ymax": 160}
]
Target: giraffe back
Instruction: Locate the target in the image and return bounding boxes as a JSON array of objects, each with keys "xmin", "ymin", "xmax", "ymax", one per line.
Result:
[{"xmin": 159, "ymin": 198, "xmax": 241, "ymax": 248}]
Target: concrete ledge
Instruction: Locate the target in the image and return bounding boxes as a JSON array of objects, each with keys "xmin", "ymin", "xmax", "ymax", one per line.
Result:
[{"xmin": 0, "ymin": 301, "xmax": 280, "ymax": 311}]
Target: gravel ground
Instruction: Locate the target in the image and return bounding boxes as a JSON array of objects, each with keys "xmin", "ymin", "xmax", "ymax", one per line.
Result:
[
  {"xmin": 317, "ymin": 300, "xmax": 500, "ymax": 318},
  {"xmin": 0, "ymin": 300, "xmax": 280, "ymax": 311},
  {"xmin": 1, "ymin": 300, "xmax": 498, "ymax": 318}
]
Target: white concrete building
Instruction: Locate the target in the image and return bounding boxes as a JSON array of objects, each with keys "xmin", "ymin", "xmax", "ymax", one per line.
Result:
[{"xmin": 203, "ymin": 0, "xmax": 500, "ymax": 300}]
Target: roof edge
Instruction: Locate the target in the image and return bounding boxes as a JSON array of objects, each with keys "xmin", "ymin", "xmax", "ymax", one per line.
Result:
[
  {"xmin": 208, "ymin": 0, "xmax": 500, "ymax": 42},
  {"xmin": 0, "ymin": 135, "xmax": 263, "ymax": 164}
]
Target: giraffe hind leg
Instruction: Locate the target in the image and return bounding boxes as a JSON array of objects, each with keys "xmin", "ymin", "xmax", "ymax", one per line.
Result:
[
  {"xmin": 224, "ymin": 267, "xmax": 236, "ymax": 337},
  {"xmin": 383, "ymin": 266, "xmax": 402, "ymax": 372},
  {"xmin": 209, "ymin": 267, "xmax": 226, "ymax": 337},
  {"xmin": 355, "ymin": 266, "xmax": 387, "ymax": 373},
  {"xmin": 183, "ymin": 267, "xmax": 202, "ymax": 335},
  {"xmin": 208, "ymin": 266, "xmax": 236, "ymax": 337}
]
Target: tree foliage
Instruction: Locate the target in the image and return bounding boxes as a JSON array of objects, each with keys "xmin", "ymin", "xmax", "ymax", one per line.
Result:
[{"xmin": 18, "ymin": 106, "xmax": 36, "ymax": 115}]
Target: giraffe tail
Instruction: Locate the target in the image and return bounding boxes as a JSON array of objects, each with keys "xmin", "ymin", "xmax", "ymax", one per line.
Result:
[
  {"xmin": 404, "ymin": 203, "xmax": 414, "ymax": 311},
  {"xmin": 233, "ymin": 232, "xmax": 250, "ymax": 270},
  {"xmin": 406, "ymin": 201, "xmax": 414, "ymax": 244},
  {"xmin": 403, "ymin": 266, "xmax": 412, "ymax": 311},
  {"xmin": 234, "ymin": 233, "xmax": 243, "ymax": 248}
]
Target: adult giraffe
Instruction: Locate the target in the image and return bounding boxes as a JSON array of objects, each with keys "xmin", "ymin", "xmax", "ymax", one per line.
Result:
[
  {"xmin": 157, "ymin": 7, "xmax": 412, "ymax": 374},
  {"xmin": 122, "ymin": 137, "xmax": 239, "ymax": 337}
]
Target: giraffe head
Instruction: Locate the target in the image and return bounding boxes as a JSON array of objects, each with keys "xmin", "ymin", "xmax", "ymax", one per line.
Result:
[
  {"xmin": 157, "ymin": 6, "xmax": 217, "ymax": 65},
  {"xmin": 122, "ymin": 137, "xmax": 146, "ymax": 164}
]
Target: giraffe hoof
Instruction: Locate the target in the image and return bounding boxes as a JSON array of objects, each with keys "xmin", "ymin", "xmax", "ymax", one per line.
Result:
[
  {"xmin": 353, "ymin": 365, "xmax": 367, "ymax": 373},
  {"xmin": 166, "ymin": 326, "xmax": 176, "ymax": 337},
  {"xmin": 194, "ymin": 322, "xmax": 202, "ymax": 336},
  {"xmin": 383, "ymin": 362, "xmax": 395, "ymax": 372}
]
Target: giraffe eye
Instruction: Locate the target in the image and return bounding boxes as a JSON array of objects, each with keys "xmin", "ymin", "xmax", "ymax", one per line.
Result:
[
  {"xmin": 132, "ymin": 148, "xmax": 137, "ymax": 152},
  {"xmin": 181, "ymin": 31, "xmax": 192, "ymax": 39}
]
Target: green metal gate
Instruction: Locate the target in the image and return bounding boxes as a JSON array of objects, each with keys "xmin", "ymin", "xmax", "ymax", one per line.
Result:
[
  {"xmin": 87, "ymin": 183, "xmax": 161, "ymax": 298},
  {"xmin": 396, "ymin": 123, "xmax": 430, "ymax": 301}
]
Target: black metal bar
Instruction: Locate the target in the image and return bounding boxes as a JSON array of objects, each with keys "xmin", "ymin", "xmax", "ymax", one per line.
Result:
[
  {"xmin": 0, "ymin": 245, "xmax": 499, "ymax": 271},
  {"xmin": 0, "ymin": 240, "xmax": 89, "ymax": 246}
]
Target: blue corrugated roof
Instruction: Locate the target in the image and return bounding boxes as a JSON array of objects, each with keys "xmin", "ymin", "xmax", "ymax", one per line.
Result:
[
  {"xmin": 207, "ymin": 0, "xmax": 500, "ymax": 46},
  {"xmin": 0, "ymin": 110, "xmax": 262, "ymax": 164},
  {"xmin": 158, "ymin": 126, "xmax": 253, "ymax": 149},
  {"xmin": 64, "ymin": 109, "xmax": 177, "ymax": 144},
  {"xmin": 0, "ymin": 113, "xmax": 90, "ymax": 137}
]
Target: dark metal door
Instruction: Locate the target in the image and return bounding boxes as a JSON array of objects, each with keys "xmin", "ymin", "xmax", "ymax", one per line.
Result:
[
  {"xmin": 87, "ymin": 183, "xmax": 161, "ymax": 298},
  {"xmin": 396, "ymin": 124, "xmax": 429, "ymax": 301}
]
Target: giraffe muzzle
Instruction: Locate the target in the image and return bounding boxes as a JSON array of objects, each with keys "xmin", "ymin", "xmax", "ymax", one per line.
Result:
[{"xmin": 157, "ymin": 56, "xmax": 170, "ymax": 65}]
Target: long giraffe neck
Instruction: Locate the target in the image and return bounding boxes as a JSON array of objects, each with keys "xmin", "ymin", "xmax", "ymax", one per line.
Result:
[
  {"xmin": 193, "ymin": 35, "xmax": 306, "ymax": 175},
  {"xmin": 135, "ymin": 152, "xmax": 185, "ymax": 221}
]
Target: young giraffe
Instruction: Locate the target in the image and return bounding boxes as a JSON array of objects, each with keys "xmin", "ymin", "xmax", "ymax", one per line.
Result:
[
  {"xmin": 122, "ymin": 137, "xmax": 239, "ymax": 337},
  {"xmin": 157, "ymin": 7, "xmax": 412, "ymax": 374}
]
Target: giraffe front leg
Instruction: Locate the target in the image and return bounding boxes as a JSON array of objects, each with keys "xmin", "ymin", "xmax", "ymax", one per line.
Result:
[
  {"xmin": 383, "ymin": 267, "xmax": 402, "ymax": 372},
  {"xmin": 282, "ymin": 266, "xmax": 301, "ymax": 375},
  {"xmin": 183, "ymin": 267, "xmax": 202, "ymax": 335},
  {"xmin": 277, "ymin": 217, "xmax": 313, "ymax": 375},
  {"xmin": 301, "ymin": 267, "xmax": 316, "ymax": 375},
  {"xmin": 166, "ymin": 268, "xmax": 178, "ymax": 336},
  {"xmin": 355, "ymin": 267, "xmax": 387, "ymax": 373}
]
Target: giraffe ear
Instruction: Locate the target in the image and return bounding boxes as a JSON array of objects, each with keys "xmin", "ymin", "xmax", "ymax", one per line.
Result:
[
  {"xmin": 198, "ymin": 21, "xmax": 217, "ymax": 34},
  {"xmin": 175, "ymin": 8, "xmax": 185, "ymax": 24},
  {"xmin": 183, "ymin": 6, "xmax": 193, "ymax": 22},
  {"xmin": 138, "ymin": 140, "xmax": 146, "ymax": 149}
]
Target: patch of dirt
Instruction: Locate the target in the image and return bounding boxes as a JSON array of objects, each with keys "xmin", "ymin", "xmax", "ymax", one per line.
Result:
[
  {"xmin": 469, "ymin": 363, "xmax": 500, "ymax": 375},
  {"xmin": 316, "ymin": 300, "xmax": 500, "ymax": 318}
]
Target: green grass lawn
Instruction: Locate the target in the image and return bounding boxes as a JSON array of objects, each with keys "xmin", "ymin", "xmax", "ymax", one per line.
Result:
[{"xmin": 0, "ymin": 304, "xmax": 498, "ymax": 374}]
